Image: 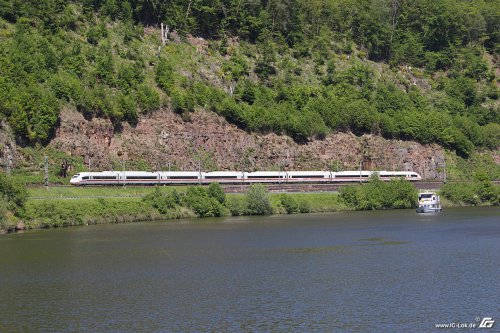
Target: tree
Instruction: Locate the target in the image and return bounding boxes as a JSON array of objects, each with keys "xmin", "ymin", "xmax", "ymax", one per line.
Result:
[
  {"xmin": 208, "ymin": 182, "xmax": 226, "ymax": 204},
  {"xmin": 246, "ymin": 184, "xmax": 272, "ymax": 215}
]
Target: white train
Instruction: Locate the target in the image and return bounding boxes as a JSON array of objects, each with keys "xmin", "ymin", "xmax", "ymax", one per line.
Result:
[{"xmin": 70, "ymin": 170, "xmax": 421, "ymax": 186}]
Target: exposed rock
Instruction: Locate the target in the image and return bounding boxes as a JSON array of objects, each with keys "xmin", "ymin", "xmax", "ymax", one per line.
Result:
[
  {"xmin": 50, "ymin": 108, "xmax": 446, "ymax": 179},
  {"xmin": 0, "ymin": 121, "xmax": 18, "ymax": 171},
  {"xmin": 15, "ymin": 221, "xmax": 25, "ymax": 231}
]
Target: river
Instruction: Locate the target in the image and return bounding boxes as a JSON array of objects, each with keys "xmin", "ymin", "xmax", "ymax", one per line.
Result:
[{"xmin": 1, "ymin": 207, "xmax": 499, "ymax": 332}]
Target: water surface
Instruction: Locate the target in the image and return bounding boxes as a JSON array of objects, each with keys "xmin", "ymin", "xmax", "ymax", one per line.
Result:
[{"xmin": 1, "ymin": 207, "xmax": 499, "ymax": 332}]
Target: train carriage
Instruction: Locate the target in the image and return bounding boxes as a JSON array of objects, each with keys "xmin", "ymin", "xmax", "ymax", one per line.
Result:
[
  {"xmin": 202, "ymin": 171, "xmax": 244, "ymax": 184},
  {"xmin": 70, "ymin": 170, "xmax": 421, "ymax": 185},
  {"xmin": 286, "ymin": 171, "xmax": 331, "ymax": 182},
  {"xmin": 244, "ymin": 171, "xmax": 287, "ymax": 183},
  {"xmin": 70, "ymin": 171, "xmax": 120, "ymax": 185},
  {"xmin": 158, "ymin": 171, "xmax": 201, "ymax": 184}
]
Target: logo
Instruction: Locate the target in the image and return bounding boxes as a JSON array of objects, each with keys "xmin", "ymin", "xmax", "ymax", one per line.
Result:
[{"xmin": 479, "ymin": 317, "xmax": 495, "ymax": 329}]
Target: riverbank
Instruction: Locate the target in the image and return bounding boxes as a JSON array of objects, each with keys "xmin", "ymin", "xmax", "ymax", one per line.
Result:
[
  {"xmin": 1, "ymin": 190, "xmax": 349, "ymax": 233},
  {"xmin": 2, "ymin": 181, "xmax": 498, "ymax": 234}
]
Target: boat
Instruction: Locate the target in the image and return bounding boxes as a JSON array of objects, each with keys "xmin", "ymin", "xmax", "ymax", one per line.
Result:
[{"xmin": 416, "ymin": 192, "xmax": 442, "ymax": 213}]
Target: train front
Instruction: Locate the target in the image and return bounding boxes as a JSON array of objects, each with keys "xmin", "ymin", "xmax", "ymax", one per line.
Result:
[{"xmin": 70, "ymin": 173, "xmax": 82, "ymax": 185}]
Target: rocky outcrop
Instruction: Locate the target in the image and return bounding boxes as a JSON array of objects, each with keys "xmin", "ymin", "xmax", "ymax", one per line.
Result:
[
  {"xmin": 50, "ymin": 108, "xmax": 446, "ymax": 179},
  {"xmin": 0, "ymin": 121, "xmax": 18, "ymax": 172}
]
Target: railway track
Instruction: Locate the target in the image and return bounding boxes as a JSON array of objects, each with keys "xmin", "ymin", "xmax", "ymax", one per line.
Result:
[
  {"xmin": 222, "ymin": 181, "xmax": 447, "ymax": 193},
  {"xmin": 28, "ymin": 181, "xmax": 499, "ymax": 199}
]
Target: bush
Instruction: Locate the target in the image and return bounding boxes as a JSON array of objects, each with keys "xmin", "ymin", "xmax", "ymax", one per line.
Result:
[
  {"xmin": 143, "ymin": 187, "xmax": 179, "ymax": 214},
  {"xmin": 246, "ymin": 184, "xmax": 272, "ymax": 215},
  {"xmin": 298, "ymin": 199, "xmax": 312, "ymax": 213},
  {"xmin": 441, "ymin": 178, "xmax": 499, "ymax": 206},
  {"xmin": 183, "ymin": 186, "xmax": 223, "ymax": 218},
  {"xmin": 225, "ymin": 195, "xmax": 248, "ymax": 216},
  {"xmin": 440, "ymin": 183, "xmax": 480, "ymax": 205},
  {"xmin": 0, "ymin": 173, "xmax": 28, "ymax": 212},
  {"xmin": 279, "ymin": 194, "xmax": 299, "ymax": 214},
  {"xmin": 482, "ymin": 123, "xmax": 500, "ymax": 150},
  {"xmin": 340, "ymin": 176, "xmax": 417, "ymax": 210},
  {"xmin": 136, "ymin": 84, "xmax": 160, "ymax": 113},
  {"xmin": 208, "ymin": 182, "xmax": 225, "ymax": 204}
]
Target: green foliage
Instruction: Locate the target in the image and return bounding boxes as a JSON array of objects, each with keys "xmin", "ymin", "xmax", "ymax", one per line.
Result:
[
  {"xmin": 0, "ymin": 173, "xmax": 28, "ymax": 212},
  {"xmin": 246, "ymin": 184, "xmax": 272, "ymax": 215},
  {"xmin": 86, "ymin": 21, "xmax": 107, "ymax": 45},
  {"xmin": 279, "ymin": 194, "xmax": 299, "ymax": 214},
  {"xmin": 225, "ymin": 195, "xmax": 248, "ymax": 216},
  {"xmin": 183, "ymin": 186, "xmax": 224, "ymax": 218},
  {"xmin": 23, "ymin": 198, "xmax": 166, "ymax": 229},
  {"xmin": 441, "ymin": 177, "xmax": 500, "ymax": 206},
  {"xmin": 482, "ymin": 123, "xmax": 500, "ymax": 150},
  {"xmin": 143, "ymin": 187, "xmax": 180, "ymax": 215},
  {"xmin": 0, "ymin": 0, "xmax": 498, "ymax": 160},
  {"xmin": 136, "ymin": 84, "xmax": 160, "ymax": 113},
  {"xmin": 340, "ymin": 176, "xmax": 418, "ymax": 210},
  {"xmin": 208, "ymin": 182, "xmax": 225, "ymax": 204}
]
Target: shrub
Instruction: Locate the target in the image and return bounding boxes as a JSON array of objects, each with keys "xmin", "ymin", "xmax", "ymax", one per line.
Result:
[
  {"xmin": 225, "ymin": 195, "xmax": 248, "ymax": 216},
  {"xmin": 340, "ymin": 176, "xmax": 417, "ymax": 210},
  {"xmin": 441, "ymin": 177, "xmax": 499, "ymax": 206},
  {"xmin": 482, "ymin": 123, "xmax": 500, "ymax": 150},
  {"xmin": 136, "ymin": 84, "xmax": 160, "ymax": 113},
  {"xmin": 246, "ymin": 184, "xmax": 272, "ymax": 215},
  {"xmin": 143, "ymin": 187, "xmax": 179, "ymax": 214},
  {"xmin": 279, "ymin": 194, "xmax": 299, "ymax": 214},
  {"xmin": 208, "ymin": 182, "xmax": 225, "ymax": 204},
  {"xmin": 0, "ymin": 173, "xmax": 28, "ymax": 212},
  {"xmin": 440, "ymin": 183, "xmax": 480, "ymax": 205},
  {"xmin": 183, "ymin": 186, "xmax": 223, "ymax": 218}
]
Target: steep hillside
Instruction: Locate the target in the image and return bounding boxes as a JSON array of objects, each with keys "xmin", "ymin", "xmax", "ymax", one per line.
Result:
[
  {"xmin": 51, "ymin": 108, "xmax": 446, "ymax": 178},
  {"xmin": 0, "ymin": 0, "xmax": 499, "ymax": 181}
]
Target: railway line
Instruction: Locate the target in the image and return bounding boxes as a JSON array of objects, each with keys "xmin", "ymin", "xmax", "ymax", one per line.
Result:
[
  {"xmin": 29, "ymin": 181, "xmax": 461, "ymax": 200},
  {"xmin": 222, "ymin": 181, "xmax": 448, "ymax": 193}
]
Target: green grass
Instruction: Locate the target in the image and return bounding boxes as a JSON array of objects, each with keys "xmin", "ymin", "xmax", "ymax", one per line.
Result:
[
  {"xmin": 28, "ymin": 187, "xmax": 346, "ymax": 214},
  {"xmin": 23, "ymin": 197, "xmax": 195, "ymax": 229},
  {"xmin": 269, "ymin": 192, "xmax": 348, "ymax": 212},
  {"xmin": 28, "ymin": 185, "xmax": 188, "ymax": 198}
]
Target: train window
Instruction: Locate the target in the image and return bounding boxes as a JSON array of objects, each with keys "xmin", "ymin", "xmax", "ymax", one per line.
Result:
[
  {"xmin": 205, "ymin": 176, "xmax": 238, "ymax": 179},
  {"xmin": 126, "ymin": 176, "xmax": 157, "ymax": 180},
  {"xmin": 291, "ymin": 175, "xmax": 325, "ymax": 178},
  {"xmin": 82, "ymin": 176, "xmax": 89, "ymax": 180},
  {"xmin": 411, "ymin": 174, "xmax": 418, "ymax": 177},
  {"xmin": 247, "ymin": 176, "xmax": 283, "ymax": 179},
  {"xmin": 169, "ymin": 176, "xmax": 198, "ymax": 179},
  {"xmin": 93, "ymin": 176, "xmax": 116, "ymax": 180},
  {"xmin": 335, "ymin": 175, "xmax": 357, "ymax": 178}
]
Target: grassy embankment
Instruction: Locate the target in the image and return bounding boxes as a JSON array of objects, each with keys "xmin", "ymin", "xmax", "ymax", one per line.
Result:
[
  {"xmin": 3, "ymin": 177, "xmax": 496, "ymax": 233},
  {"xmin": 23, "ymin": 186, "xmax": 348, "ymax": 230}
]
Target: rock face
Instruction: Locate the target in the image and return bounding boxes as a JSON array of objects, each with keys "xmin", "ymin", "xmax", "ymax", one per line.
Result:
[
  {"xmin": 0, "ymin": 121, "xmax": 18, "ymax": 172},
  {"xmin": 49, "ymin": 108, "xmax": 446, "ymax": 179}
]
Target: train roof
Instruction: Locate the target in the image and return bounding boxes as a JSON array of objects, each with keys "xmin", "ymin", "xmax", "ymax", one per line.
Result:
[
  {"xmin": 203, "ymin": 171, "xmax": 243, "ymax": 176},
  {"xmin": 76, "ymin": 171, "xmax": 120, "ymax": 176},
  {"xmin": 245, "ymin": 171, "xmax": 286, "ymax": 175},
  {"xmin": 120, "ymin": 171, "xmax": 158, "ymax": 175},
  {"xmin": 378, "ymin": 171, "xmax": 417, "ymax": 175},
  {"xmin": 157, "ymin": 171, "xmax": 200, "ymax": 175},
  {"xmin": 334, "ymin": 171, "xmax": 372, "ymax": 175},
  {"xmin": 286, "ymin": 171, "xmax": 330, "ymax": 175}
]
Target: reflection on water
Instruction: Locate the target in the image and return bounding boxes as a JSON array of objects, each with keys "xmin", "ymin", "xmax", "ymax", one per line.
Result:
[{"xmin": 0, "ymin": 207, "xmax": 499, "ymax": 332}]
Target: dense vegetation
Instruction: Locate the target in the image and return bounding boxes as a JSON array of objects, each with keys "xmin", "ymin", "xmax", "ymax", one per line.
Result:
[
  {"xmin": 143, "ymin": 182, "xmax": 275, "ymax": 217},
  {"xmin": 0, "ymin": 173, "xmax": 28, "ymax": 231},
  {"xmin": 0, "ymin": 0, "xmax": 498, "ymax": 160},
  {"xmin": 340, "ymin": 175, "xmax": 418, "ymax": 210},
  {"xmin": 440, "ymin": 173, "xmax": 500, "ymax": 206}
]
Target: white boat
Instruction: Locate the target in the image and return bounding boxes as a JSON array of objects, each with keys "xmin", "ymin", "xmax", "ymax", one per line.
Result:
[{"xmin": 416, "ymin": 192, "xmax": 442, "ymax": 213}]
